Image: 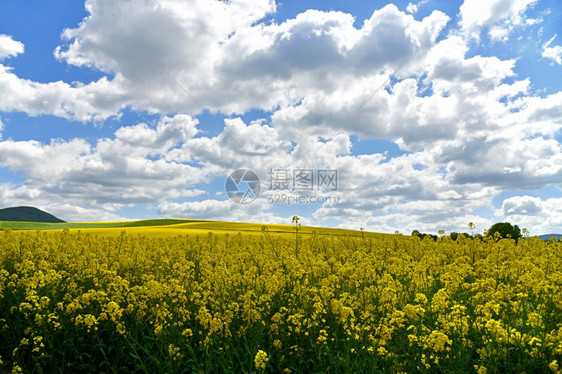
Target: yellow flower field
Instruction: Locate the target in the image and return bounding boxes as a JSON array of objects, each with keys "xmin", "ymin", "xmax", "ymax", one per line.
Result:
[{"xmin": 0, "ymin": 227, "xmax": 561, "ymax": 373}]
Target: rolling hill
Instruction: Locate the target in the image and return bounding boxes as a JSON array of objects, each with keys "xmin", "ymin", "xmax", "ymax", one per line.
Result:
[
  {"xmin": 0, "ymin": 217, "xmax": 392, "ymax": 241},
  {"xmin": 538, "ymin": 234, "xmax": 562, "ymax": 241},
  {"xmin": 0, "ymin": 206, "xmax": 65, "ymax": 223}
]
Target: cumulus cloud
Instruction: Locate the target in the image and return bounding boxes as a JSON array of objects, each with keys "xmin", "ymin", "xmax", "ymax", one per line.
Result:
[
  {"xmin": 542, "ymin": 35, "xmax": 562, "ymax": 65},
  {"xmin": 157, "ymin": 198, "xmax": 291, "ymax": 224},
  {"xmin": 498, "ymin": 195, "xmax": 562, "ymax": 234},
  {"xmin": 53, "ymin": 0, "xmax": 278, "ymax": 115},
  {"xmin": 47, "ymin": 204, "xmax": 127, "ymax": 222},
  {"xmin": 0, "ymin": 68, "xmax": 125, "ymax": 121},
  {"xmin": 0, "ymin": 109, "xmax": 502, "ymax": 233},
  {"xmin": 0, "ymin": 34, "xmax": 123, "ymax": 121},
  {"xmin": 0, "ymin": 1, "xmax": 448, "ymax": 123},
  {"xmin": 406, "ymin": 0, "xmax": 429, "ymax": 14},
  {"xmin": 501, "ymin": 195, "xmax": 543, "ymax": 215},
  {"xmin": 310, "ymin": 150, "xmax": 500, "ymax": 234},
  {"xmin": 272, "ymin": 34, "xmax": 526, "ymax": 150},
  {"xmin": 0, "ymin": 34, "xmax": 24, "ymax": 60},
  {"xmin": 0, "ymin": 114, "xmax": 205, "ymax": 208},
  {"xmin": 0, "ymin": 113, "xmax": 304, "ymax": 223},
  {"xmin": 459, "ymin": 0, "xmax": 537, "ymax": 41},
  {"xmin": 0, "ymin": 2, "xmax": 444, "ymax": 120}
]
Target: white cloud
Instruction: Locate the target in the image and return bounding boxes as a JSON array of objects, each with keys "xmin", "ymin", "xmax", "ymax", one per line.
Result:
[
  {"xmin": 0, "ymin": 114, "xmax": 205, "ymax": 208},
  {"xmin": 271, "ymin": 34, "xmax": 524, "ymax": 150},
  {"xmin": 157, "ymin": 198, "xmax": 291, "ymax": 224},
  {"xmin": 0, "ymin": 34, "xmax": 24, "ymax": 60},
  {"xmin": 114, "ymin": 114, "xmax": 198, "ymax": 155},
  {"xmin": 26, "ymin": 3, "xmax": 443, "ymax": 119},
  {"xmin": 0, "ymin": 67, "xmax": 125, "ymax": 121},
  {"xmin": 309, "ymin": 150, "xmax": 500, "ymax": 234},
  {"xmin": 497, "ymin": 195, "xmax": 562, "ymax": 234},
  {"xmin": 501, "ymin": 195, "xmax": 543, "ymax": 215},
  {"xmin": 0, "ymin": 2, "xmax": 447, "ymax": 123},
  {"xmin": 459, "ymin": 0, "xmax": 537, "ymax": 42},
  {"xmin": 53, "ymin": 0, "xmax": 278, "ymax": 115},
  {"xmin": 406, "ymin": 0, "xmax": 428, "ymax": 14},
  {"xmin": 56, "ymin": 0, "xmax": 276, "ymax": 75},
  {"xmin": 0, "ymin": 113, "xmax": 302, "ymax": 223},
  {"xmin": 0, "ymin": 33, "xmax": 122, "ymax": 121},
  {"xmin": 47, "ymin": 204, "xmax": 127, "ymax": 222},
  {"xmin": 542, "ymin": 35, "xmax": 562, "ymax": 65}
]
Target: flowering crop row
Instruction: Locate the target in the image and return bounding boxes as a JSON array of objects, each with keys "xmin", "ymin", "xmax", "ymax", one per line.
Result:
[{"xmin": 0, "ymin": 228, "xmax": 561, "ymax": 373}]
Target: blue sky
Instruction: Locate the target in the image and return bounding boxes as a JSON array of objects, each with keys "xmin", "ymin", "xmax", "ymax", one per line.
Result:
[{"xmin": 0, "ymin": 0, "xmax": 561, "ymax": 235}]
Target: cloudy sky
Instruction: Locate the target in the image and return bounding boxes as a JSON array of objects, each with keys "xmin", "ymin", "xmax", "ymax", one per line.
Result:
[{"xmin": 0, "ymin": 0, "xmax": 561, "ymax": 235}]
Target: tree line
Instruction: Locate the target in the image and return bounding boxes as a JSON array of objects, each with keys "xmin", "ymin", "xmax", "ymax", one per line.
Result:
[{"xmin": 412, "ymin": 222, "xmax": 522, "ymax": 241}]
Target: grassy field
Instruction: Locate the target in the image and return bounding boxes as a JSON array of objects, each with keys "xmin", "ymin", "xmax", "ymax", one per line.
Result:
[
  {"xmin": 0, "ymin": 219, "xmax": 204, "ymax": 231},
  {"xmin": 0, "ymin": 221, "xmax": 560, "ymax": 373},
  {"xmin": 0, "ymin": 218, "xmax": 380, "ymax": 239}
]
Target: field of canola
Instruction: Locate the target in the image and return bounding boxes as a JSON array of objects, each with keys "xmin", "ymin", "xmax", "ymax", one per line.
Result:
[
  {"xmin": 0, "ymin": 219, "xmax": 367, "ymax": 239},
  {"xmin": 0, "ymin": 224, "xmax": 561, "ymax": 373}
]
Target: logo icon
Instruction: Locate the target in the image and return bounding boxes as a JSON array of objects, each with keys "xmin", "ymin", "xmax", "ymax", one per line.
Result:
[{"xmin": 225, "ymin": 169, "xmax": 261, "ymax": 204}]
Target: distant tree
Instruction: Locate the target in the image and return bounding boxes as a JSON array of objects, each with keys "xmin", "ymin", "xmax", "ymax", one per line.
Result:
[
  {"xmin": 412, "ymin": 230, "xmax": 438, "ymax": 241},
  {"xmin": 486, "ymin": 222, "xmax": 522, "ymax": 241},
  {"xmin": 451, "ymin": 232, "xmax": 475, "ymax": 241}
]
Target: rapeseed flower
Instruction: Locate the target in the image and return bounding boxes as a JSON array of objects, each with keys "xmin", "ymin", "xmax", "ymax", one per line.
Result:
[{"xmin": 254, "ymin": 350, "xmax": 268, "ymax": 370}]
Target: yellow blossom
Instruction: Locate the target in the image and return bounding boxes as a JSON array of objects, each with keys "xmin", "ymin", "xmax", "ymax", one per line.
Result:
[{"xmin": 254, "ymin": 350, "xmax": 268, "ymax": 371}]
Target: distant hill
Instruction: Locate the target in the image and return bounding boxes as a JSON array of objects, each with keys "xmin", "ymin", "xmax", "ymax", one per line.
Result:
[
  {"xmin": 0, "ymin": 206, "xmax": 65, "ymax": 223},
  {"xmin": 537, "ymin": 234, "xmax": 562, "ymax": 241}
]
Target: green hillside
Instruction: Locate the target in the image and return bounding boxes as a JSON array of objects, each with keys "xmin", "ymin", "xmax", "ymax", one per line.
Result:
[
  {"xmin": 0, "ymin": 218, "xmax": 206, "ymax": 230},
  {"xmin": 0, "ymin": 206, "xmax": 65, "ymax": 223}
]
